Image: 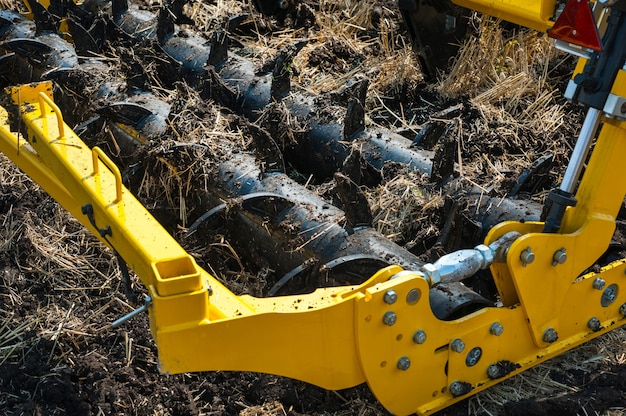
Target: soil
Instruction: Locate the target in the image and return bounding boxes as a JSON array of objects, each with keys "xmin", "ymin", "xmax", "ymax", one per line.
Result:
[{"xmin": 1, "ymin": 1, "xmax": 625, "ymax": 416}]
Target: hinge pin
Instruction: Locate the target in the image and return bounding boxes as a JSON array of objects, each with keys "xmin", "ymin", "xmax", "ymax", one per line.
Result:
[
  {"xmin": 489, "ymin": 322, "xmax": 504, "ymax": 336},
  {"xmin": 520, "ymin": 247, "xmax": 535, "ymax": 267},
  {"xmin": 593, "ymin": 277, "xmax": 606, "ymax": 290},
  {"xmin": 552, "ymin": 248, "xmax": 567, "ymax": 266}
]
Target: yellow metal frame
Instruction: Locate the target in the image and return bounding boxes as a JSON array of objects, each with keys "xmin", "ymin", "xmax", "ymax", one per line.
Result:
[
  {"xmin": 2, "ymin": 73, "xmax": 625, "ymax": 415},
  {"xmin": 452, "ymin": 0, "xmax": 558, "ymax": 32}
]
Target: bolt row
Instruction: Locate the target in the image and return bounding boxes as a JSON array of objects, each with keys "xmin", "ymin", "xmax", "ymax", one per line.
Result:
[{"xmin": 520, "ymin": 246, "xmax": 568, "ymax": 267}]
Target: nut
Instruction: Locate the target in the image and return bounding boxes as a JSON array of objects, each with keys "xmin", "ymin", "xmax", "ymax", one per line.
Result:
[
  {"xmin": 489, "ymin": 322, "xmax": 504, "ymax": 336},
  {"xmin": 451, "ymin": 338, "xmax": 465, "ymax": 353},
  {"xmin": 383, "ymin": 290, "xmax": 398, "ymax": 305},
  {"xmin": 588, "ymin": 317, "xmax": 601, "ymax": 332},
  {"xmin": 413, "ymin": 330, "xmax": 427, "ymax": 344},
  {"xmin": 382, "ymin": 311, "xmax": 397, "ymax": 326},
  {"xmin": 543, "ymin": 328, "xmax": 558, "ymax": 343},
  {"xmin": 397, "ymin": 356, "xmax": 411, "ymax": 371}
]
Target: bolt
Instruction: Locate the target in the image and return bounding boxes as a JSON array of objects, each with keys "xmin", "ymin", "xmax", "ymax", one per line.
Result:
[
  {"xmin": 451, "ymin": 338, "xmax": 465, "ymax": 353},
  {"xmin": 449, "ymin": 381, "xmax": 465, "ymax": 397},
  {"xmin": 520, "ymin": 247, "xmax": 535, "ymax": 267},
  {"xmin": 552, "ymin": 248, "xmax": 567, "ymax": 266},
  {"xmin": 543, "ymin": 327, "xmax": 558, "ymax": 343},
  {"xmin": 278, "ymin": 0, "xmax": 289, "ymax": 9},
  {"xmin": 588, "ymin": 317, "xmax": 601, "ymax": 332},
  {"xmin": 466, "ymin": 347, "xmax": 482, "ymax": 367},
  {"xmin": 382, "ymin": 311, "xmax": 397, "ymax": 326},
  {"xmin": 413, "ymin": 329, "xmax": 427, "ymax": 344},
  {"xmin": 487, "ymin": 364, "xmax": 500, "ymax": 379},
  {"xmin": 490, "ymin": 322, "xmax": 504, "ymax": 336},
  {"xmin": 406, "ymin": 288, "xmax": 420, "ymax": 304},
  {"xmin": 619, "ymin": 303, "xmax": 626, "ymax": 316},
  {"xmin": 397, "ymin": 356, "xmax": 411, "ymax": 371},
  {"xmin": 593, "ymin": 277, "xmax": 606, "ymax": 290},
  {"xmin": 601, "ymin": 284, "xmax": 618, "ymax": 307},
  {"xmin": 383, "ymin": 290, "xmax": 398, "ymax": 304}
]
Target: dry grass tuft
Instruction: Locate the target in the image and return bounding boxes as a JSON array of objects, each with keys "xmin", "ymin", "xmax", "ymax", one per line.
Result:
[
  {"xmin": 0, "ymin": 311, "xmax": 38, "ymax": 366},
  {"xmin": 441, "ymin": 18, "xmax": 556, "ymax": 97},
  {"xmin": 240, "ymin": 401, "xmax": 287, "ymax": 416},
  {"xmin": 184, "ymin": 0, "xmax": 246, "ymax": 32},
  {"xmin": 0, "ymin": 0, "xmax": 24, "ymax": 11},
  {"xmin": 137, "ymin": 86, "xmax": 244, "ymax": 227},
  {"xmin": 366, "ymin": 170, "xmax": 442, "ymax": 247}
]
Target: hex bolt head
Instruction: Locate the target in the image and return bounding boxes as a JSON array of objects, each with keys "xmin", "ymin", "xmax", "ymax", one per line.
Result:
[
  {"xmin": 552, "ymin": 248, "xmax": 567, "ymax": 266},
  {"xmin": 588, "ymin": 317, "xmax": 601, "ymax": 332},
  {"xmin": 543, "ymin": 327, "xmax": 558, "ymax": 343},
  {"xmin": 449, "ymin": 381, "xmax": 465, "ymax": 397},
  {"xmin": 593, "ymin": 277, "xmax": 606, "ymax": 290},
  {"xmin": 382, "ymin": 311, "xmax": 397, "ymax": 326},
  {"xmin": 620, "ymin": 303, "xmax": 626, "ymax": 317},
  {"xmin": 413, "ymin": 329, "xmax": 427, "ymax": 344},
  {"xmin": 487, "ymin": 364, "xmax": 500, "ymax": 379},
  {"xmin": 451, "ymin": 338, "xmax": 465, "ymax": 353},
  {"xmin": 466, "ymin": 347, "xmax": 482, "ymax": 367},
  {"xmin": 520, "ymin": 247, "xmax": 535, "ymax": 267},
  {"xmin": 406, "ymin": 288, "xmax": 420, "ymax": 304},
  {"xmin": 489, "ymin": 322, "xmax": 504, "ymax": 336},
  {"xmin": 397, "ymin": 356, "xmax": 411, "ymax": 371},
  {"xmin": 383, "ymin": 290, "xmax": 398, "ymax": 305}
]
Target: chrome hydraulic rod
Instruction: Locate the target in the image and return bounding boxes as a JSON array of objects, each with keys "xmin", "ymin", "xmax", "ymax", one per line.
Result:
[
  {"xmin": 544, "ymin": 107, "xmax": 603, "ymax": 232},
  {"xmin": 417, "ymin": 231, "xmax": 520, "ymax": 286},
  {"xmin": 559, "ymin": 107, "xmax": 602, "ymax": 194}
]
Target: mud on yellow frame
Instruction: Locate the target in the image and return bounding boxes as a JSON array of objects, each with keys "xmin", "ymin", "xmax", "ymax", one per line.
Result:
[{"xmin": 1, "ymin": 81, "xmax": 625, "ymax": 415}]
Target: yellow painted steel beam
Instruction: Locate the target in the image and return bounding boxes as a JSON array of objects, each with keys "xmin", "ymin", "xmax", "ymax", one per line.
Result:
[{"xmin": 452, "ymin": 0, "xmax": 558, "ymax": 32}]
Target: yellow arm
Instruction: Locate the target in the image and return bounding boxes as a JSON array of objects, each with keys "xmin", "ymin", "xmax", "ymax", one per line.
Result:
[{"xmin": 453, "ymin": 0, "xmax": 558, "ymax": 32}]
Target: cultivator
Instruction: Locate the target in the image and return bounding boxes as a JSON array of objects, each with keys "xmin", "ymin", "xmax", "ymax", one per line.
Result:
[{"xmin": 1, "ymin": 0, "xmax": 625, "ymax": 414}]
